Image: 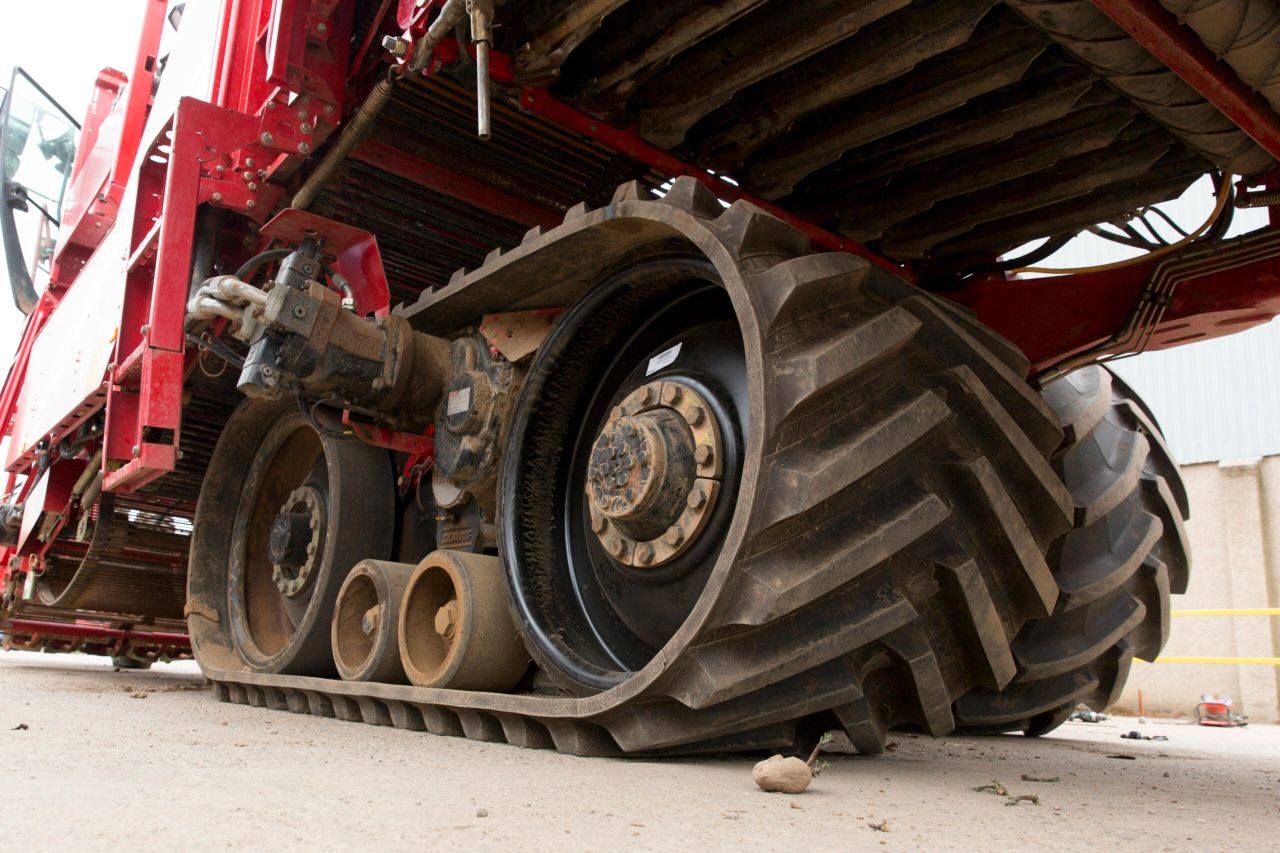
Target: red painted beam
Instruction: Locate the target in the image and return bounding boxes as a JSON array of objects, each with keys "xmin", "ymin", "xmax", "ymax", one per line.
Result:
[
  {"xmin": 1, "ymin": 618, "xmax": 190, "ymax": 647},
  {"xmin": 1089, "ymin": 0, "xmax": 1280, "ymax": 163},
  {"xmin": 951, "ymin": 234, "xmax": 1280, "ymax": 371},
  {"xmin": 351, "ymin": 138, "xmax": 563, "ymax": 230}
]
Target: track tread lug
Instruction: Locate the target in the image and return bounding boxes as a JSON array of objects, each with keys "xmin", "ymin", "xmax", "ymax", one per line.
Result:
[
  {"xmin": 673, "ymin": 579, "xmax": 917, "ymax": 708},
  {"xmin": 659, "ymin": 175, "xmax": 723, "ymax": 217},
  {"xmin": 734, "ymin": 491, "xmax": 951, "ymax": 625},
  {"xmin": 1014, "ymin": 591, "xmax": 1145, "ymax": 681}
]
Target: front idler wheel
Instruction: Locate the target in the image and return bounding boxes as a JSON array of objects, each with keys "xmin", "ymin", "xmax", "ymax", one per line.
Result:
[{"xmin": 187, "ymin": 399, "xmax": 394, "ymax": 676}]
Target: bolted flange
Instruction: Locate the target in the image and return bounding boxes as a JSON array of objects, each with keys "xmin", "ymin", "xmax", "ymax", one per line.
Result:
[
  {"xmin": 269, "ymin": 485, "xmax": 325, "ymax": 598},
  {"xmin": 585, "ymin": 378, "xmax": 722, "ymax": 568}
]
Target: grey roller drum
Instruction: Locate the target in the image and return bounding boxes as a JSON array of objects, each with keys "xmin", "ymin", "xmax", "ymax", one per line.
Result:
[{"xmin": 954, "ymin": 365, "xmax": 1191, "ymax": 736}]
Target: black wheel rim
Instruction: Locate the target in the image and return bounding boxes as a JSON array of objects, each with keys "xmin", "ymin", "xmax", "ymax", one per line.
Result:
[{"xmin": 501, "ymin": 256, "xmax": 747, "ymax": 691}]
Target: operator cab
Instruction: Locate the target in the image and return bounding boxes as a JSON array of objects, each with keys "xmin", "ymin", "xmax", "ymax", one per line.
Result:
[{"xmin": 0, "ymin": 68, "xmax": 78, "ymax": 314}]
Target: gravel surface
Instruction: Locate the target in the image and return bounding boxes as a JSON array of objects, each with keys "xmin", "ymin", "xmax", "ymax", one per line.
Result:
[{"xmin": 1, "ymin": 650, "xmax": 1276, "ymax": 851}]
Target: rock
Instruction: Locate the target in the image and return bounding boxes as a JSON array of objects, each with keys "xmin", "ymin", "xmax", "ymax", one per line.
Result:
[{"xmin": 752, "ymin": 755, "xmax": 812, "ymax": 794}]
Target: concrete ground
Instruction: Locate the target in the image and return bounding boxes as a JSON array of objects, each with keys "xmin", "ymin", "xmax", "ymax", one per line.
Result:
[{"xmin": 0, "ymin": 650, "xmax": 1275, "ymax": 851}]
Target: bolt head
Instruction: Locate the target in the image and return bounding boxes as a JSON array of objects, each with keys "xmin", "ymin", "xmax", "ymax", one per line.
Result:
[
  {"xmin": 695, "ymin": 445, "xmax": 713, "ymax": 465},
  {"xmin": 246, "ymin": 200, "xmax": 256, "ymax": 209},
  {"xmin": 315, "ymin": 21, "xmax": 327, "ymax": 33},
  {"xmin": 591, "ymin": 514, "xmax": 607, "ymax": 533},
  {"xmin": 687, "ymin": 488, "xmax": 707, "ymax": 509},
  {"xmin": 298, "ymin": 142, "xmax": 310, "ymax": 154},
  {"xmin": 635, "ymin": 543, "xmax": 654, "ymax": 565},
  {"xmin": 661, "ymin": 385, "xmax": 682, "ymax": 405},
  {"xmin": 131, "ymin": 445, "xmax": 140, "ymax": 458},
  {"xmin": 685, "ymin": 406, "xmax": 705, "ymax": 427},
  {"xmin": 211, "ymin": 192, "xmax": 223, "ymax": 202},
  {"xmin": 260, "ymin": 132, "xmax": 273, "ymax": 145},
  {"xmin": 665, "ymin": 525, "xmax": 685, "ymax": 546}
]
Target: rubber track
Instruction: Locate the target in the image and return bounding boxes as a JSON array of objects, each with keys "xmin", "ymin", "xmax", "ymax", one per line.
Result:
[
  {"xmin": 953, "ymin": 365, "xmax": 1189, "ymax": 734},
  {"xmin": 201, "ymin": 178, "xmax": 1072, "ymax": 755}
]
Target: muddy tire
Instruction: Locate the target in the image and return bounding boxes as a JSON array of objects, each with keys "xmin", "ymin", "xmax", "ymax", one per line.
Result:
[
  {"xmin": 953, "ymin": 365, "xmax": 1190, "ymax": 735},
  {"xmin": 498, "ymin": 180, "xmax": 1074, "ymax": 753}
]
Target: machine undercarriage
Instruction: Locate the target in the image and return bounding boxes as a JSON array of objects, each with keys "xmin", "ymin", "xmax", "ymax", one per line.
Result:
[{"xmin": 0, "ymin": 0, "xmax": 1274, "ymax": 754}]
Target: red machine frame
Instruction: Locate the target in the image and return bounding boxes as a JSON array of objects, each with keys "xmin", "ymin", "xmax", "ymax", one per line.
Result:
[{"xmin": 1, "ymin": 0, "xmax": 1277, "ymax": 653}]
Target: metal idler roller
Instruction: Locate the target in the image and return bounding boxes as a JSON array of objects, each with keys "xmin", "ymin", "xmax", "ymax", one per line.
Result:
[
  {"xmin": 331, "ymin": 560, "xmax": 416, "ymax": 683},
  {"xmin": 397, "ymin": 550, "xmax": 529, "ymax": 691}
]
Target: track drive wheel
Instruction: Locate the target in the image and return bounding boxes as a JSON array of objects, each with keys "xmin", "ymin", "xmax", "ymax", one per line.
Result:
[
  {"xmin": 954, "ymin": 365, "xmax": 1190, "ymax": 736},
  {"xmin": 498, "ymin": 182, "xmax": 1075, "ymax": 753},
  {"xmin": 187, "ymin": 399, "xmax": 394, "ymax": 676}
]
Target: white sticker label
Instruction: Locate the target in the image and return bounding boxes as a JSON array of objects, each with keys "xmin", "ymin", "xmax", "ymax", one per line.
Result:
[
  {"xmin": 646, "ymin": 342, "xmax": 682, "ymax": 375},
  {"xmin": 447, "ymin": 387, "xmax": 472, "ymax": 417}
]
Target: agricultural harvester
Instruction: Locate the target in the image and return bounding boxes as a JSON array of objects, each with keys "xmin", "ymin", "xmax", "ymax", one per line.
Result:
[{"xmin": 0, "ymin": 0, "xmax": 1276, "ymax": 755}]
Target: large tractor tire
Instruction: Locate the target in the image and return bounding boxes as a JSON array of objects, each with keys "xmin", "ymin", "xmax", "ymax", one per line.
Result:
[
  {"xmin": 954, "ymin": 365, "xmax": 1191, "ymax": 736},
  {"xmin": 497, "ymin": 179, "xmax": 1074, "ymax": 752}
]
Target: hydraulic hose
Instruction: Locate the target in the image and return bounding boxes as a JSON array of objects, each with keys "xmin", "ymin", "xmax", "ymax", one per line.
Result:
[{"xmin": 1013, "ymin": 173, "xmax": 1234, "ymax": 275}]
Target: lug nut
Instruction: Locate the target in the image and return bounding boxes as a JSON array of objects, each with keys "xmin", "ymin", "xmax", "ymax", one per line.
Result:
[
  {"xmin": 665, "ymin": 525, "xmax": 685, "ymax": 546},
  {"xmin": 695, "ymin": 445, "xmax": 713, "ymax": 465},
  {"xmin": 591, "ymin": 513, "xmax": 607, "ymax": 533},
  {"xmin": 635, "ymin": 543, "xmax": 654, "ymax": 565},
  {"xmin": 688, "ymin": 488, "xmax": 707, "ymax": 509},
  {"xmin": 685, "ymin": 406, "xmax": 705, "ymax": 426},
  {"xmin": 662, "ymin": 384, "xmax": 682, "ymax": 405}
]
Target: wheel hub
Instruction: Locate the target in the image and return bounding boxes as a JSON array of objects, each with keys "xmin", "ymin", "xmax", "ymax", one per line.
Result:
[
  {"xmin": 586, "ymin": 379, "xmax": 722, "ymax": 568},
  {"xmin": 270, "ymin": 486, "xmax": 324, "ymax": 598}
]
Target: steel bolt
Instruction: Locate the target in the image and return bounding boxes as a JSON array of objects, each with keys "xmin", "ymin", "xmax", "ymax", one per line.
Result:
[
  {"xmin": 260, "ymin": 132, "xmax": 273, "ymax": 145},
  {"xmin": 435, "ymin": 601, "xmax": 459, "ymax": 642},
  {"xmin": 637, "ymin": 386, "xmax": 654, "ymax": 405},
  {"xmin": 661, "ymin": 384, "xmax": 682, "ymax": 405},
  {"xmin": 300, "ymin": 122, "xmax": 312, "ymax": 134},
  {"xmin": 685, "ymin": 406, "xmax": 705, "ymax": 426},
  {"xmin": 140, "ymin": 324, "xmax": 150, "ymax": 336},
  {"xmin": 362, "ymin": 604, "xmax": 380, "ymax": 636},
  {"xmin": 315, "ymin": 21, "xmax": 327, "ymax": 34},
  {"xmin": 246, "ymin": 200, "xmax": 256, "ymax": 209},
  {"xmin": 591, "ymin": 514, "xmax": 607, "ymax": 533},
  {"xmin": 212, "ymin": 192, "xmax": 223, "ymax": 202},
  {"xmin": 247, "ymin": 182, "xmax": 257, "ymax": 191},
  {"xmin": 635, "ymin": 543, "xmax": 654, "ymax": 565},
  {"xmin": 131, "ymin": 445, "xmax": 140, "ymax": 459},
  {"xmin": 324, "ymin": 104, "xmax": 334, "ymax": 115},
  {"xmin": 665, "ymin": 525, "xmax": 685, "ymax": 546},
  {"xmin": 214, "ymin": 163, "xmax": 224, "ymax": 174},
  {"xmin": 687, "ymin": 488, "xmax": 707, "ymax": 509},
  {"xmin": 695, "ymin": 445, "xmax": 713, "ymax": 465},
  {"xmin": 245, "ymin": 158, "xmax": 255, "ymax": 168},
  {"xmin": 298, "ymin": 142, "xmax": 310, "ymax": 154},
  {"xmin": 382, "ymin": 35, "xmax": 409, "ymax": 58}
]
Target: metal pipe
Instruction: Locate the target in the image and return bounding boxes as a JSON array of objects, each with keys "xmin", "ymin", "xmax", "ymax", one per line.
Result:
[
  {"xmin": 71, "ymin": 450, "xmax": 102, "ymax": 497},
  {"xmin": 471, "ymin": 0, "xmax": 494, "ymax": 140}
]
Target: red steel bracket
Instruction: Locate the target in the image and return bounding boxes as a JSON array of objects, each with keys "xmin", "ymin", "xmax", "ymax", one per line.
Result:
[{"xmin": 260, "ymin": 208, "xmax": 393, "ymax": 317}]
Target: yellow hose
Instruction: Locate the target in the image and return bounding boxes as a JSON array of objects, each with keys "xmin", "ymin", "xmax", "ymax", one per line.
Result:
[{"xmin": 1013, "ymin": 173, "xmax": 1234, "ymax": 275}]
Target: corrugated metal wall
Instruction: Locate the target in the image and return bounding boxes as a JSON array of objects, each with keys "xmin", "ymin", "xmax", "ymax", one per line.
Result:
[{"xmin": 1023, "ymin": 176, "xmax": 1278, "ymax": 464}]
